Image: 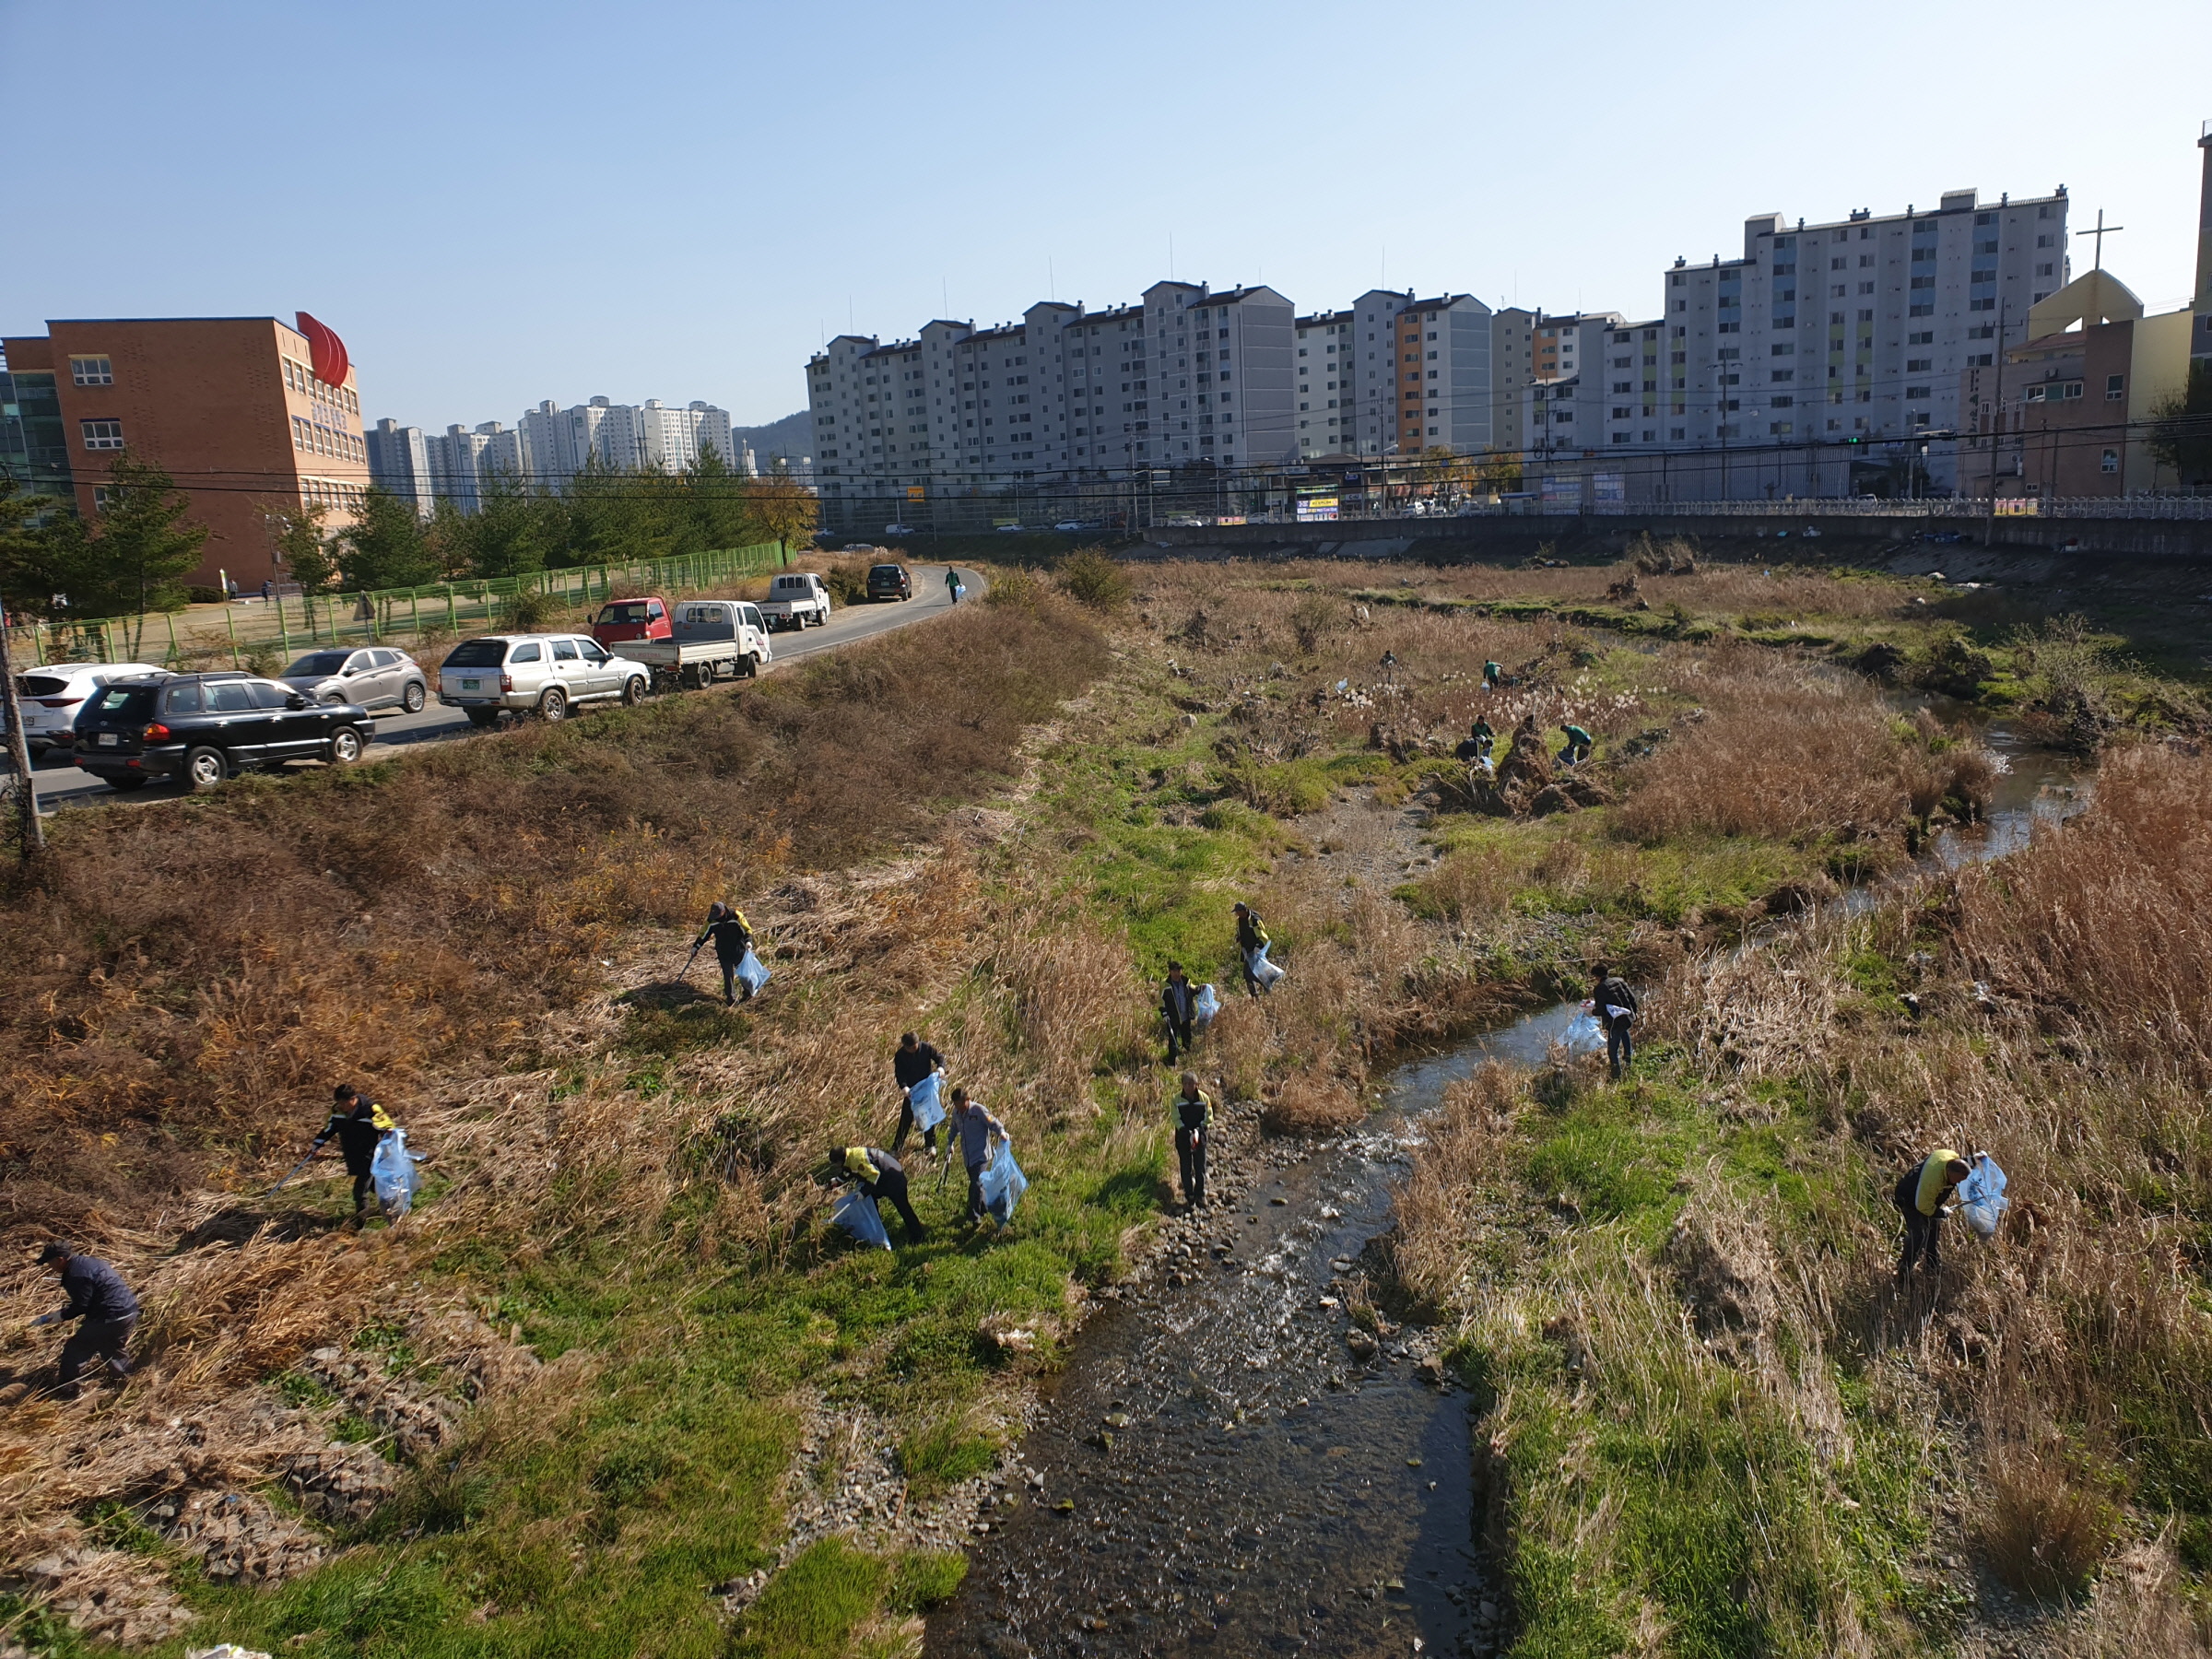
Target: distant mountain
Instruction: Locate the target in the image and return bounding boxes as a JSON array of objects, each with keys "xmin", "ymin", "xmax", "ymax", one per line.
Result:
[{"xmin": 735, "ymin": 410, "xmax": 811, "ymax": 468}]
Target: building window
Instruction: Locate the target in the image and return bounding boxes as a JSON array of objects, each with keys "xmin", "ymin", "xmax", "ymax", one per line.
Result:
[
  {"xmin": 69, "ymin": 355, "xmax": 113, "ymax": 386},
  {"xmin": 2107, "ymin": 373, "xmax": 2124, "ymax": 401},
  {"xmin": 80, "ymin": 418, "xmax": 125, "ymax": 450},
  {"xmin": 2100, "ymin": 448, "xmax": 2118, "ymax": 474}
]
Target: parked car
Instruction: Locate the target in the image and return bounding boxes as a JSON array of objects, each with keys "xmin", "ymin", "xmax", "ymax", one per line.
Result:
[
  {"xmin": 277, "ymin": 646, "xmax": 429, "ymax": 713},
  {"xmin": 994, "ymin": 523, "xmax": 1027, "ymax": 533},
  {"xmin": 591, "ymin": 596, "xmax": 672, "ymax": 646},
  {"xmin": 1053, "ymin": 520, "xmax": 1087, "ymax": 532},
  {"xmin": 866, "ymin": 563, "xmax": 912, "ymax": 602},
  {"xmin": 71, "ymin": 671, "xmax": 374, "ymax": 793},
  {"xmin": 759, "ymin": 571, "xmax": 833, "ymax": 630},
  {"xmin": 436, "ymin": 633, "xmax": 650, "ymax": 725},
  {"xmin": 622, "ymin": 600, "xmax": 775, "ymax": 689},
  {"xmin": 883, "ymin": 523, "xmax": 916, "ymax": 535},
  {"xmin": 6, "ymin": 661, "xmax": 159, "ymax": 760}
]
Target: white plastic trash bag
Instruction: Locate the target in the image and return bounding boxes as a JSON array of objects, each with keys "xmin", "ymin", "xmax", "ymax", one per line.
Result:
[
  {"xmin": 1193, "ymin": 983, "xmax": 1222, "ymax": 1027},
  {"xmin": 370, "ymin": 1128, "xmax": 423, "ymax": 1218},
  {"xmin": 979, "ymin": 1141, "xmax": 1029, "ymax": 1227},
  {"xmin": 908, "ymin": 1070, "xmax": 947, "ymax": 1133},
  {"xmin": 1560, "ymin": 1013, "xmax": 1606, "ymax": 1054},
  {"xmin": 832, "ymin": 1188, "xmax": 891, "ymax": 1251},
  {"xmin": 735, "ymin": 948, "xmax": 771, "ymax": 998},
  {"xmin": 1957, "ymin": 1153, "xmax": 2010, "ymax": 1240},
  {"xmin": 1247, "ymin": 945, "xmax": 1286, "ymax": 991}
]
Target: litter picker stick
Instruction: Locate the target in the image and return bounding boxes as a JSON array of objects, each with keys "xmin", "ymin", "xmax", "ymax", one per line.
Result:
[
  {"xmin": 262, "ymin": 1149, "xmax": 323, "ymax": 1196},
  {"xmin": 676, "ymin": 939, "xmax": 703, "ymax": 982}
]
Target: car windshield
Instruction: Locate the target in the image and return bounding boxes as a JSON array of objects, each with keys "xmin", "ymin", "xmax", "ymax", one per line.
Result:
[
  {"xmin": 286, "ymin": 652, "xmax": 350, "ymax": 677},
  {"xmin": 597, "ymin": 602, "xmax": 653, "ymax": 623},
  {"xmin": 93, "ymin": 687, "xmax": 158, "ymax": 718},
  {"xmin": 444, "ymin": 640, "xmax": 509, "ymax": 668}
]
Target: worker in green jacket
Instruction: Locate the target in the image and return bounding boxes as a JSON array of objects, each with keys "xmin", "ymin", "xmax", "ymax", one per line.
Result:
[
  {"xmin": 1894, "ymin": 1148, "xmax": 1973, "ymax": 1285},
  {"xmin": 1560, "ymin": 723, "xmax": 1594, "ymax": 765}
]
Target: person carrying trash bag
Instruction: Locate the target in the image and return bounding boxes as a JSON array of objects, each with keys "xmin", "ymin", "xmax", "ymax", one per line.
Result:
[
  {"xmin": 1895, "ymin": 1148, "xmax": 1975, "ymax": 1286},
  {"xmin": 1171, "ymin": 1072, "xmax": 1212, "ymax": 1208},
  {"xmin": 1161, "ymin": 962, "xmax": 1197, "ymax": 1064},
  {"xmin": 696, "ymin": 901, "xmax": 759, "ymax": 1006},
  {"xmin": 947, "ymin": 1087, "xmax": 1011, "ymax": 1228},
  {"xmin": 371, "ymin": 1128, "xmax": 426, "ymax": 1220},
  {"xmin": 1560, "ymin": 723, "xmax": 1594, "ymax": 766},
  {"xmin": 313, "ymin": 1083, "xmax": 396, "ymax": 1219},
  {"xmin": 830, "ymin": 1145, "xmax": 926, "ymax": 1245},
  {"xmin": 1456, "ymin": 717, "xmax": 1495, "ymax": 765},
  {"xmin": 1588, "ymin": 965, "xmax": 1639, "ymax": 1079},
  {"xmin": 1233, "ymin": 902, "xmax": 1283, "ymax": 996},
  {"xmin": 946, "ymin": 566, "xmax": 963, "ymax": 605},
  {"xmin": 892, "ymin": 1032, "xmax": 947, "ymax": 1156},
  {"xmin": 30, "ymin": 1241, "xmax": 139, "ymax": 1398},
  {"xmin": 1483, "ymin": 660, "xmax": 1503, "ymax": 690},
  {"xmin": 978, "ymin": 1135, "xmax": 1030, "ymax": 1228}
]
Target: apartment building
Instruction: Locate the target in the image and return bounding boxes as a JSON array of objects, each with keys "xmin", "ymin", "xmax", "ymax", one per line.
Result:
[
  {"xmin": 0, "ymin": 312, "xmax": 371, "ymax": 588},
  {"xmin": 805, "ymin": 279, "xmax": 1295, "ymax": 501},
  {"xmin": 1294, "ymin": 309, "xmax": 1355, "ymax": 456},
  {"xmin": 2195, "ymin": 123, "xmax": 2212, "ymax": 369},
  {"xmin": 426, "ymin": 424, "xmax": 493, "ymax": 512},
  {"xmin": 365, "ymin": 418, "xmax": 433, "ymax": 516},
  {"xmin": 1532, "ymin": 313, "xmax": 1613, "ymax": 382},
  {"xmin": 1490, "ymin": 308, "xmax": 1535, "ymax": 460}
]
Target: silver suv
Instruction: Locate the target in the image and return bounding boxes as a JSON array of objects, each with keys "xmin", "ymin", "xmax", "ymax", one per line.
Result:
[{"xmin": 436, "ymin": 633, "xmax": 650, "ymax": 726}]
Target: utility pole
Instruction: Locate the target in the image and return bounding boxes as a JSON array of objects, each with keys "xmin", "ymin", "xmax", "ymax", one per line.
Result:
[
  {"xmin": 0, "ymin": 610, "xmax": 43, "ymax": 858},
  {"xmin": 1983, "ymin": 296, "xmax": 2008, "ymax": 548}
]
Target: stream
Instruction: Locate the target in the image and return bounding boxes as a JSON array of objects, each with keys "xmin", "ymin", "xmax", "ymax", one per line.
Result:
[{"xmin": 926, "ymin": 717, "xmax": 2088, "ymax": 1659}]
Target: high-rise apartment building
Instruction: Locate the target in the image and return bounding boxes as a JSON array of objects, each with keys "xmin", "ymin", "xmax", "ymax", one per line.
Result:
[
  {"xmin": 365, "ymin": 418, "xmax": 433, "ymax": 516},
  {"xmin": 426, "ymin": 424, "xmax": 492, "ymax": 512},
  {"xmin": 0, "ymin": 312, "xmax": 371, "ymax": 588}
]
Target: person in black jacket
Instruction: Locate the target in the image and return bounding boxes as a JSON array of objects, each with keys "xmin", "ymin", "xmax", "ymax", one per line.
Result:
[
  {"xmin": 1591, "ymin": 965, "xmax": 1640, "ymax": 1079},
  {"xmin": 1161, "ymin": 962, "xmax": 1196, "ymax": 1063},
  {"xmin": 313, "ymin": 1083, "xmax": 395, "ymax": 1217},
  {"xmin": 891, "ymin": 1032, "xmax": 946, "ymax": 1156},
  {"xmin": 31, "ymin": 1241, "xmax": 140, "ymax": 1397},
  {"xmin": 1171, "ymin": 1072, "xmax": 1212, "ymax": 1207},
  {"xmin": 830, "ymin": 1145, "xmax": 927, "ymax": 1243},
  {"xmin": 697, "ymin": 901, "xmax": 756, "ymax": 1006},
  {"xmin": 1233, "ymin": 902, "xmax": 1272, "ymax": 997}
]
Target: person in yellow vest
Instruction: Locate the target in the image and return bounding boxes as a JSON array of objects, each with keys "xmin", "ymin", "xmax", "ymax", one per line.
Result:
[
  {"xmin": 696, "ymin": 901, "xmax": 756, "ymax": 1006},
  {"xmin": 830, "ymin": 1144, "xmax": 926, "ymax": 1244},
  {"xmin": 1894, "ymin": 1148, "xmax": 1973, "ymax": 1285}
]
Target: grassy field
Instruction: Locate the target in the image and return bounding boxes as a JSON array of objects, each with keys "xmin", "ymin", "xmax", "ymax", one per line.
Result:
[{"xmin": 3, "ymin": 549, "xmax": 2206, "ymax": 1657}]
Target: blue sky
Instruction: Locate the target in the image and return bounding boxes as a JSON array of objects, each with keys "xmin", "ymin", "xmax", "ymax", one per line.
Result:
[{"xmin": 6, "ymin": 0, "xmax": 2206, "ymax": 435}]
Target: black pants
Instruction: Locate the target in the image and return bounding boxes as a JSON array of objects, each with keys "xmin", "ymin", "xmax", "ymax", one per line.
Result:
[
  {"xmin": 719, "ymin": 952, "xmax": 753, "ymax": 1004},
  {"xmin": 1164, "ymin": 1014, "xmax": 1194, "ymax": 1063},
  {"xmin": 965, "ymin": 1159, "xmax": 988, "ymax": 1224},
  {"xmin": 1175, "ymin": 1126, "xmax": 1207, "ymax": 1206},
  {"xmin": 348, "ymin": 1165, "xmax": 374, "ymax": 1212},
  {"xmin": 1606, "ymin": 1014, "xmax": 1634, "ymax": 1077},
  {"xmin": 864, "ymin": 1171, "xmax": 925, "ymax": 1242},
  {"xmin": 56, "ymin": 1315, "xmax": 136, "ymax": 1394},
  {"xmin": 893, "ymin": 1094, "xmax": 939, "ymax": 1155},
  {"xmin": 1897, "ymin": 1204, "xmax": 1943, "ymax": 1283}
]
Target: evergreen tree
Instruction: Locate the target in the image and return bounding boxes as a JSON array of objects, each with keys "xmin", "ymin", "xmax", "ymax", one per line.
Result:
[
  {"xmin": 40, "ymin": 454, "xmax": 211, "ymax": 649},
  {"xmin": 261, "ymin": 498, "xmax": 335, "ymax": 594},
  {"xmin": 338, "ymin": 487, "xmax": 441, "ymax": 590}
]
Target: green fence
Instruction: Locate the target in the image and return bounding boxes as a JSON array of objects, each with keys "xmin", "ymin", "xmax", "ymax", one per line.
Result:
[{"xmin": 7, "ymin": 541, "xmax": 791, "ymax": 669}]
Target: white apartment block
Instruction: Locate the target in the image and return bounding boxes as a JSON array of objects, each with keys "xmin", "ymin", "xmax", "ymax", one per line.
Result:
[
  {"xmin": 425, "ymin": 424, "xmax": 492, "ymax": 512},
  {"xmin": 1293, "ymin": 310, "xmax": 1355, "ymax": 456},
  {"xmin": 1296, "ymin": 291, "xmax": 1507, "ymax": 459},
  {"xmin": 806, "ymin": 279, "xmax": 1296, "ymax": 500},
  {"xmin": 364, "ymin": 418, "xmax": 433, "ymax": 517}
]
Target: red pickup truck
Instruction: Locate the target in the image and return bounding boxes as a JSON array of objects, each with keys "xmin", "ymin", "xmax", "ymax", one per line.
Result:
[{"xmin": 592, "ymin": 596, "xmax": 671, "ymax": 646}]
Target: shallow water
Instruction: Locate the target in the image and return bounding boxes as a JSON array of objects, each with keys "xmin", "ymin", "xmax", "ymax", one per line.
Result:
[{"xmin": 928, "ymin": 717, "xmax": 2091, "ymax": 1657}]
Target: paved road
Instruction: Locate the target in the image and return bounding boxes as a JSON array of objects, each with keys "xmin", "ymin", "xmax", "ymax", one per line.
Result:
[{"xmin": 25, "ymin": 565, "xmax": 981, "ymax": 814}]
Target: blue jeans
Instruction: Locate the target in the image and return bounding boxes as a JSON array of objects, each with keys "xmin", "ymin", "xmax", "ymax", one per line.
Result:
[{"xmin": 1606, "ymin": 1014, "xmax": 1634, "ymax": 1077}]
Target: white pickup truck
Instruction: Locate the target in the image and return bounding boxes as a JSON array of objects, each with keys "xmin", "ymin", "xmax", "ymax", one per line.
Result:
[
  {"xmin": 759, "ymin": 571, "xmax": 833, "ymax": 631},
  {"xmin": 620, "ymin": 600, "xmax": 776, "ymax": 690}
]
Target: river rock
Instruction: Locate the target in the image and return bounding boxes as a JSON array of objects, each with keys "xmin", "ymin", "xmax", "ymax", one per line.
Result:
[
  {"xmin": 278, "ymin": 1445, "xmax": 399, "ymax": 1524},
  {"xmin": 1345, "ymin": 1328, "xmax": 1379, "ymax": 1360}
]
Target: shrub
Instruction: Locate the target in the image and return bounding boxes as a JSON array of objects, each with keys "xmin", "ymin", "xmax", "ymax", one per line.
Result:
[
  {"xmin": 1058, "ymin": 547, "xmax": 1132, "ymax": 610},
  {"xmin": 506, "ymin": 586, "xmax": 561, "ymax": 631},
  {"xmin": 1981, "ymin": 1450, "xmax": 2116, "ymax": 1601},
  {"xmin": 982, "ymin": 567, "xmax": 1042, "ymax": 610}
]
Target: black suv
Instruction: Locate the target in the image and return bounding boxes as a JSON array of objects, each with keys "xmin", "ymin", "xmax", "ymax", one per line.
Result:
[
  {"xmin": 72, "ymin": 672, "xmax": 376, "ymax": 793},
  {"xmin": 866, "ymin": 562, "xmax": 912, "ymax": 602}
]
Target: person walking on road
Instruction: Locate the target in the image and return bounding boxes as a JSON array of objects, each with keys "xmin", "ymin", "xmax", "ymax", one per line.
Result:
[
  {"xmin": 1171, "ymin": 1072, "xmax": 1212, "ymax": 1208},
  {"xmin": 947, "ymin": 1087, "xmax": 1010, "ymax": 1227},
  {"xmin": 1894, "ymin": 1149, "xmax": 1974, "ymax": 1286},
  {"xmin": 946, "ymin": 567, "xmax": 962, "ymax": 605},
  {"xmin": 830, "ymin": 1145, "xmax": 927, "ymax": 1244},
  {"xmin": 1233, "ymin": 902, "xmax": 1272, "ymax": 997},
  {"xmin": 696, "ymin": 901, "xmax": 756, "ymax": 1006},
  {"xmin": 30, "ymin": 1241, "xmax": 140, "ymax": 1398},
  {"xmin": 313, "ymin": 1083, "xmax": 396, "ymax": 1218},
  {"xmin": 1161, "ymin": 962, "xmax": 1196, "ymax": 1064},
  {"xmin": 1590, "ymin": 965, "xmax": 1639, "ymax": 1080},
  {"xmin": 892, "ymin": 1031, "xmax": 947, "ymax": 1157}
]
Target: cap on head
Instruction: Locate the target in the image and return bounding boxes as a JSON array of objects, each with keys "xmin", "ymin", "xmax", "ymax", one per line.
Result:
[
  {"xmin": 1232, "ymin": 902, "xmax": 1249, "ymax": 915},
  {"xmin": 709, "ymin": 901, "xmax": 729, "ymax": 920},
  {"xmin": 38, "ymin": 1242, "xmax": 71, "ymax": 1265},
  {"xmin": 1167, "ymin": 960, "xmax": 1184, "ymax": 975}
]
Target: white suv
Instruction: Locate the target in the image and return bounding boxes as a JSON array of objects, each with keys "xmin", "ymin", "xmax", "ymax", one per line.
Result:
[
  {"xmin": 8, "ymin": 661, "xmax": 162, "ymax": 759},
  {"xmin": 436, "ymin": 633, "xmax": 649, "ymax": 726}
]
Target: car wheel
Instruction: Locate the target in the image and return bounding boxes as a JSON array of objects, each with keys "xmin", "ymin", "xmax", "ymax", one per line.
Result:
[
  {"xmin": 621, "ymin": 676, "xmax": 647, "ymax": 707},
  {"xmin": 538, "ymin": 688, "xmax": 568, "ymax": 723},
  {"xmin": 745, "ymin": 653, "xmax": 760, "ymax": 678},
  {"xmin": 183, "ymin": 746, "xmax": 229, "ymax": 792},
  {"xmin": 402, "ymin": 681, "xmax": 426, "ymax": 713},
  {"xmin": 108, "ymin": 775, "xmax": 150, "ymax": 792},
  {"xmin": 465, "ymin": 709, "xmax": 500, "ymax": 728},
  {"xmin": 328, "ymin": 727, "xmax": 364, "ymax": 765},
  {"xmin": 323, "ymin": 693, "xmax": 345, "ymax": 706}
]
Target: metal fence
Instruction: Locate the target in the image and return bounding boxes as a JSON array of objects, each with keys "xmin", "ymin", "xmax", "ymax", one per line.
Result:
[
  {"xmin": 6, "ymin": 540, "xmax": 791, "ymax": 669},
  {"xmin": 1139, "ymin": 494, "xmax": 2212, "ymax": 530}
]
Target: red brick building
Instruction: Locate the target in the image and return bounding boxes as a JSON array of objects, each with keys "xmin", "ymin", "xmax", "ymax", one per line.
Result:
[{"xmin": 0, "ymin": 313, "xmax": 371, "ymax": 589}]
